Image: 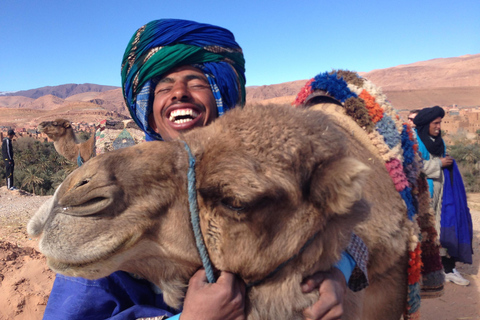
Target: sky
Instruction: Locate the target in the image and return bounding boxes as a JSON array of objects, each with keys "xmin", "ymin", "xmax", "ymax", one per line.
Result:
[{"xmin": 1, "ymin": 0, "xmax": 479, "ymax": 92}]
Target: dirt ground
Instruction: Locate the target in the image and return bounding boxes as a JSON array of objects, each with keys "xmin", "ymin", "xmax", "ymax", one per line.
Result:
[{"xmin": 0, "ymin": 187, "xmax": 479, "ymax": 320}]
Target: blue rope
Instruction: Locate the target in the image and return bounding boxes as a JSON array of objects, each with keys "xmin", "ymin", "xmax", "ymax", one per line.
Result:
[
  {"xmin": 77, "ymin": 152, "xmax": 84, "ymax": 167},
  {"xmin": 183, "ymin": 141, "xmax": 216, "ymax": 283}
]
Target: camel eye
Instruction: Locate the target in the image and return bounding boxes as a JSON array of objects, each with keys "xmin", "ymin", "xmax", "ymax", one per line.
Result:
[
  {"xmin": 53, "ymin": 122, "xmax": 58, "ymax": 126},
  {"xmin": 221, "ymin": 197, "xmax": 245, "ymax": 212}
]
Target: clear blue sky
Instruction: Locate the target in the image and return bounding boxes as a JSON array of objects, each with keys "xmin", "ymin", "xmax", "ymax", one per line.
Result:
[{"xmin": 1, "ymin": 0, "xmax": 479, "ymax": 92}]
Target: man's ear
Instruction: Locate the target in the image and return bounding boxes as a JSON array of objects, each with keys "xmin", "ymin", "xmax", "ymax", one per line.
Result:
[{"xmin": 310, "ymin": 157, "xmax": 370, "ymax": 215}]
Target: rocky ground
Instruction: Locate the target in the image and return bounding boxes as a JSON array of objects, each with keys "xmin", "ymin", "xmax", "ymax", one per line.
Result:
[{"xmin": 0, "ymin": 186, "xmax": 479, "ymax": 319}]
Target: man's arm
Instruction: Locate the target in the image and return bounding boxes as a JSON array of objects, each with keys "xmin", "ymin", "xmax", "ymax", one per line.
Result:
[
  {"xmin": 179, "ymin": 269, "xmax": 245, "ymax": 320},
  {"xmin": 4, "ymin": 138, "xmax": 14, "ymax": 162},
  {"xmin": 301, "ymin": 234, "xmax": 369, "ymax": 320}
]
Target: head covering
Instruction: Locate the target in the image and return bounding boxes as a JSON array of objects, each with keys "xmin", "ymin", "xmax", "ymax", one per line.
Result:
[
  {"xmin": 121, "ymin": 19, "xmax": 246, "ymax": 141},
  {"xmin": 413, "ymin": 106, "xmax": 445, "ymax": 157},
  {"xmin": 7, "ymin": 129, "xmax": 15, "ymax": 136}
]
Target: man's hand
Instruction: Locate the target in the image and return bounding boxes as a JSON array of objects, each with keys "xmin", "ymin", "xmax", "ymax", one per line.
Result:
[
  {"xmin": 301, "ymin": 268, "xmax": 347, "ymax": 320},
  {"xmin": 440, "ymin": 155, "xmax": 453, "ymax": 168},
  {"xmin": 181, "ymin": 269, "xmax": 246, "ymax": 320}
]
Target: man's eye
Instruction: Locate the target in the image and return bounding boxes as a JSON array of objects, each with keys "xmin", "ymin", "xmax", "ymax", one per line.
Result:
[
  {"xmin": 155, "ymin": 88, "xmax": 171, "ymax": 95},
  {"xmin": 190, "ymin": 84, "xmax": 209, "ymax": 90}
]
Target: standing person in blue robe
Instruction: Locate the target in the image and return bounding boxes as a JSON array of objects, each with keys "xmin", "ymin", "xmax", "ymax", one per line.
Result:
[{"xmin": 413, "ymin": 106, "xmax": 472, "ymax": 286}]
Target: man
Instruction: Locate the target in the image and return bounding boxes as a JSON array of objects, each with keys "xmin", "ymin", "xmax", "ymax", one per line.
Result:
[
  {"xmin": 2, "ymin": 129, "xmax": 16, "ymax": 190},
  {"xmin": 44, "ymin": 19, "xmax": 367, "ymax": 320},
  {"xmin": 407, "ymin": 109, "xmax": 420, "ymax": 128},
  {"xmin": 413, "ymin": 106, "xmax": 470, "ymax": 286}
]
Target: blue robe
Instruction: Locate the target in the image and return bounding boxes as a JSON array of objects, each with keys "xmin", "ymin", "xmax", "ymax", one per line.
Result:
[
  {"xmin": 440, "ymin": 160, "xmax": 473, "ymax": 264},
  {"xmin": 43, "ymin": 271, "xmax": 180, "ymax": 319}
]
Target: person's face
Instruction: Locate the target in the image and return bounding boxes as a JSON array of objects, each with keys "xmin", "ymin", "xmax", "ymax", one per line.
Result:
[
  {"xmin": 149, "ymin": 66, "xmax": 217, "ymax": 141},
  {"xmin": 408, "ymin": 113, "xmax": 417, "ymax": 128},
  {"xmin": 429, "ymin": 117, "xmax": 442, "ymax": 137}
]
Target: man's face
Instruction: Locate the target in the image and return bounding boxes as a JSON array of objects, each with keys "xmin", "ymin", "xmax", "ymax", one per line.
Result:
[
  {"xmin": 148, "ymin": 66, "xmax": 217, "ymax": 141},
  {"xmin": 408, "ymin": 113, "xmax": 417, "ymax": 128},
  {"xmin": 429, "ymin": 117, "xmax": 442, "ymax": 137}
]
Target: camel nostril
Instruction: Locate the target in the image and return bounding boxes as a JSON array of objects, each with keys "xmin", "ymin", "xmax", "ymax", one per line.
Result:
[{"xmin": 75, "ymin": 179, "xmax": 90, "ymax": 188}]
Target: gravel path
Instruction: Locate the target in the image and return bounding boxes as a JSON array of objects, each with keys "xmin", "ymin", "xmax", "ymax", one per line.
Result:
[{"xmin": 0, "ymin": 187, "xmax": 51, "ymax": 246}]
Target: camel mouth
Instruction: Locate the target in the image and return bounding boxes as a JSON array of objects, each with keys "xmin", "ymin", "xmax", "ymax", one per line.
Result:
[
  {"xmin": 45, "ymin": 234, "xmax": 133, "ymax": 275},
  {"xmin": 59, "ymin": 196, "xmax": 114, "ymax": 217},
  {"xmin": 37, "ymin": 123, "xmax": 47, "ymax": 132}
]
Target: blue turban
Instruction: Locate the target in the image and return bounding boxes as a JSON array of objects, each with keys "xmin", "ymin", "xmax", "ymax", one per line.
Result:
[{"xmin": 121, "ymin": 19, "xmax": 246, "ymax": 141}]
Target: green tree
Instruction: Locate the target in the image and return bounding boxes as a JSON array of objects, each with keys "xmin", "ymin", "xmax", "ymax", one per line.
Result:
[{"xmin": 21, "ymin": 167, "xmax": 44, "ymax": 194}]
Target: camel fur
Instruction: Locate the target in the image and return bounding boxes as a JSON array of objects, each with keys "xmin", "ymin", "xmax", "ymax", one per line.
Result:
[
  {"xmin": 29, "ymin": 103, "xmax": 420, "ymax": 320},
  {"xmin": 38, "ymin": 119, "xmax": 96, "ymax": 164}
]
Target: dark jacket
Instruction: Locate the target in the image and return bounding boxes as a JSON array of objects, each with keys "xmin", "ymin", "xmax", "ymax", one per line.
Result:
[{"xmin": 2, "ymin": 137, "xmax": 14, "ymax": 162}]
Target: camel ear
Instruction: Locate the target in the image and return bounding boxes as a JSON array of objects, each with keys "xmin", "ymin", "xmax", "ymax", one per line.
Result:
[
  {"xmin": 310, "ymin": 157, "xmax": 370, "ymax": 215},
  {"xmin": 64, "ymin": 121, "xmax": 71, "ymax": 128}
]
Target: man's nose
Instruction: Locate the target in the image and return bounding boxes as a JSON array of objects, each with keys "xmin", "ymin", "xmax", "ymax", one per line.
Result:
[{"xmin": 171, "ymin": 82, "xmax": 192, "ymax": 101}]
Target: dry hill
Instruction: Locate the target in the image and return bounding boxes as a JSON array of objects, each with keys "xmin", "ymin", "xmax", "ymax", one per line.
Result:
[
  {"xmin": 246, "ymin": 53, "xmax": 480, "ymax": 110},
  {"xmin": 1, "ymin": 54, "xmax": 479, "ymax": 128}
]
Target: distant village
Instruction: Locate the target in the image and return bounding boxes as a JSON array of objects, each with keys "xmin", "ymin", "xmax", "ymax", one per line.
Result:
[{"xmin": 1, "ymin": 105, "xmax": 480, "ymax": 143}]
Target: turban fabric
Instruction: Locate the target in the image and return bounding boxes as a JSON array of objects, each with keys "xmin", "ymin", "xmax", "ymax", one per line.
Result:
[
  {"xmin": 413, "ymin": 106, "xmax": 445, "ymax": 157},
  {"xmin": 413, "ymin": 106, "xmax": 445, "ymax": 128},
  {"xmin": 121, "ymin": 19, "xmax": 246, "ymax": 141}
]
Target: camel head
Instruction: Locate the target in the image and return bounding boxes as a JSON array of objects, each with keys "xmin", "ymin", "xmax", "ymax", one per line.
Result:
[
  {"xmin": 29, "ymin": 104, "xmax": 371, "ymax": 312},
  {"xmin": 38, "ymin": 119, "xmax": 75, "ymax": 141}
]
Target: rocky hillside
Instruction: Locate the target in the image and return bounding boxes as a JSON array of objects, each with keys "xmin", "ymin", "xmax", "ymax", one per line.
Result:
[
  {"xmin": 246, "ymin": 53, "xmax": 480, "ymax": 110},
  {"xmin": 1, "ymin": 54, "xmax": 479, "ymax": 128},
  {"xmin": 1, "ymin": 83, "xmax": 118, "ymax": 99}
]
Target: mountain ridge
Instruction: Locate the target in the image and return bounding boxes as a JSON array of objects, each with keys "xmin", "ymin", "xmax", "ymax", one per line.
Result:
[{"xmin": 1, "ymin": 53, "xmax": 479, "ymax": 129}]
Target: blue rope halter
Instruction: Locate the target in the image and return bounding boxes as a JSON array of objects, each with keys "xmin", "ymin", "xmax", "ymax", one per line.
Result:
[{"xmin": 183, "ymin": 141, "xmax": 216, "ymax": 283}]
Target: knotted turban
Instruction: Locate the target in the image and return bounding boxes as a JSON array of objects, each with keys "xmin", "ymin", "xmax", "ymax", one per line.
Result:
[
  {"xmin": 413, "ymin": 106, "xmax": 445, "ymax": 128},
  {"xmin": 121, "ymin": 19, "xmax": 246, "ymax": 141},
  {"xmin": 413, "ymin": 106, "xmax": 446, "ymax": 157}
]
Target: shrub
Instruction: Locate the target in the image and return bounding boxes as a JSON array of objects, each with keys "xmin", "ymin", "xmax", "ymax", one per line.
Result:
[{"xmin": 1, "ymin": 137, "xmax": 76, "ymax": 195}]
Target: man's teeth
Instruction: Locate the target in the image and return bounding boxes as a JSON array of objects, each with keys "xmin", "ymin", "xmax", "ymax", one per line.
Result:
[{"xmin": 169, "ymin": 109, "xmax": 199, "ymax": 123}]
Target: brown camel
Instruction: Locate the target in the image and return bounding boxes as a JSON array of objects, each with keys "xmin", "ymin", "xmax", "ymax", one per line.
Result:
[
  {"xmin": 29, "ymin": 101, "xmax": 427, "ymax": 319},
  {"xmin": 38, "ymin": 119, "xmax": 96, "ymax": 164},
  {"xmin": 38, "ymin": 119, "xmax": 145, "ymax": 165}
]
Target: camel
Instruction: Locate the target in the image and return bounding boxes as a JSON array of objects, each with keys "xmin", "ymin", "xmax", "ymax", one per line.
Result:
[
  {"xmin": 28, "ymin": 95, "xmax": 434, "ymax": 319},
  {"xmin": 38, "ymin": 118, "xmax": 145, "ymax": 166},
  {"xmin": 29, "ymin": 71, "xmax": 442, "ymax": 319},
  {"xmin": 38, "ymin": 119, "xmax": 96, "ymax": 165}
]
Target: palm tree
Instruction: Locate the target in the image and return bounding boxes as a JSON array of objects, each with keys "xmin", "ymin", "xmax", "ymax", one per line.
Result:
[{"xmin": 21, "ymin": 168, "xmax": 44, "ymax": 194}]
